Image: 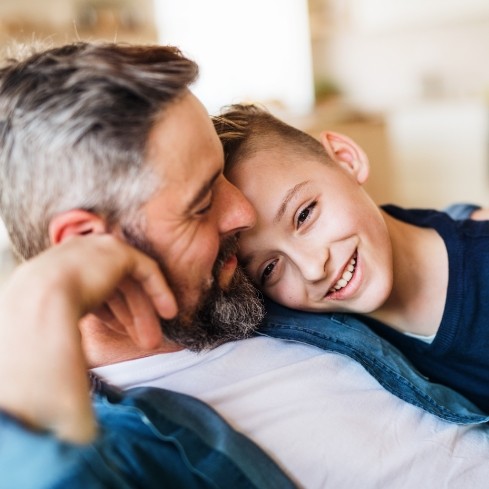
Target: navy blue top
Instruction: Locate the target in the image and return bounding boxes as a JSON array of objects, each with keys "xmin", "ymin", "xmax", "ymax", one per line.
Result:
[{"xmin": 360, "ymin": 205, "xmax": 489, "ymax": 413}]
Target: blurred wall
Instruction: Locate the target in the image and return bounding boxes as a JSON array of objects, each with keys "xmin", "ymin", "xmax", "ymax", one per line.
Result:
[
  {"xmin": 0, "ymin": 0, "xmax": 488, "ymax": 245},
  {"xmin": 0, "ymin": 0, "xmax": 157, "ymax": 46},
  {"xmin": 311, "ymin": 0, "xmax": 489, "ymax": 111},
  {"xmin": 155, "ymin": 0, "xmax": 315, "ymax": 116},
  {"xmin": 309, "ymin": 0, "xmax": 489, "ymax": 208}
]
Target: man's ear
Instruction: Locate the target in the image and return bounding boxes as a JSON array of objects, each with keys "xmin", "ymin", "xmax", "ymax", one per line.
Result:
[
  {"xmin": 48, "ymin": 210, "xmax": 108, "ymax": 245},
  {"xmin": 318, "ymin": 131, "xmax": 370, "ymax": 184}
]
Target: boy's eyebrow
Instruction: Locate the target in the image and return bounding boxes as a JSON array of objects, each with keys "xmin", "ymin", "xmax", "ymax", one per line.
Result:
[
  {"xmin": 274, "ymin": 180, "xmax": 311, "ymax": 224},
  {"xmin": 241, "ymin": 180, "xmax": 312, "ymax": 273}
]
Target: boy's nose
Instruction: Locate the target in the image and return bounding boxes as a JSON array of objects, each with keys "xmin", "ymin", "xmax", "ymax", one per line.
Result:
[
  {"xmin": 218, "ymin": 178, "xmax": 256, "ymax": 237},
  {"xmin": 294, "ymin": 246, "xmax": 329, "ymax": 283}
]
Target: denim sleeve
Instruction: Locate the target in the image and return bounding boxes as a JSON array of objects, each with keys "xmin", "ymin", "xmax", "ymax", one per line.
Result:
[
  {"xmin": 260, "ymin": 299, "xmax": 489, "ymax": 425},
  {"xmin": 443, "ymin": 203, "xmax": 481, "ymax": 220},
  {"xmin": 0, "ymin": 384, "xmax": 297, "ymax": 489},
  {"xmin": 0, "ymin": 411, "xmax": 115, "ymax": 489}
]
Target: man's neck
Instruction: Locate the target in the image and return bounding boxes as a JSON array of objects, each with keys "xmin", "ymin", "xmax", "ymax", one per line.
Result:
[
  {"xmin": 80, "ymin": 315, "xmax": 184, "ymax": 368},
  {"xmin": 368, "ymin": 211, "xmax": 448, "ymax": 337}
]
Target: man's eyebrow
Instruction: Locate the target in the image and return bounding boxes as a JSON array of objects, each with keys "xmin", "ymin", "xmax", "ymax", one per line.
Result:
[
  {"xmin": 274, "ymin": 180, "xmax": 311, "ymax": 224},
  {"xmin": 186, "ymin": 169, "xmax": 221, "ymax": 212}
]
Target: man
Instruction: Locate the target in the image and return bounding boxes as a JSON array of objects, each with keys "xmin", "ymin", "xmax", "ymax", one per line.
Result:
[
  {"xmin": 0, "ymin": 236, "xmax": 293, "ymax": 489},
  {"xmin": 0, "ymin": 41, "xmax": 288, "ymax": 489},
  {"xmin": 0, "ymin": 42, "xmax": 488, "ymax": 489}
]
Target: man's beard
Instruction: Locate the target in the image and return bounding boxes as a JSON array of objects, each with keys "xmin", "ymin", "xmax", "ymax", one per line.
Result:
[{"xmin": 122, "ymin": 228, "xmax": 264, "ymax": 351}]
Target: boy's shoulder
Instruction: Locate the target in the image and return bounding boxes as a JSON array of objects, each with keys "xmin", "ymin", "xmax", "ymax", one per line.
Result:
[
  {"xmin": 381, "ymin": 204, "xmax": 452, "ymax": 227},
  {"xmin": 382, "ymin": 203, "xmax": 489, "ymax": 239},
  {"xmin": 443, "ymin": 203, "xmax": 481, "ymax": 221}
]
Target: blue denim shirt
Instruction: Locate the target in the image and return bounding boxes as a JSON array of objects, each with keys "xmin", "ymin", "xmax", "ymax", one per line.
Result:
[
  {"xmin": 0, "ymin": 380, "xmax": 296, "ymax": 489},
  {"xmin": 259, "ymin": 301, "xmax": 489, "ymax": 424}
]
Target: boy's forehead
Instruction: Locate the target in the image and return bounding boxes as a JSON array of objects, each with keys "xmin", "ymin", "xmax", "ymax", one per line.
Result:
[{"xmin": 230, "ymin": 146, "xmax": 301, "ymax": 180}]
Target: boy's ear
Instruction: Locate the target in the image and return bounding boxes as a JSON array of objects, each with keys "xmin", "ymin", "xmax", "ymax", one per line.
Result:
[
  {"xmin": 318, "ymin": 131, "xmax": 370, "ymax": 184},
  {"xmin": 48, "ymin": 210, "xmax": 108, "ymax": 245}
]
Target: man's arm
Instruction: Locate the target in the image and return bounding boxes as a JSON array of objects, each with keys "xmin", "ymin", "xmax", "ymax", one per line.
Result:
[
  {"xmin": 0, "ymin": 235, "xmax": 176, "ymax": 443},
  {"xmin": 0, "ymin": 236, "xmax": 297, "ymax": 489}
]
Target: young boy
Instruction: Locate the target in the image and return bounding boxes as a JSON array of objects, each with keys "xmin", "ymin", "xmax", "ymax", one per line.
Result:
[{"xmin": 213, "ymin": 104, "xmax": 489, "ymax": 413}]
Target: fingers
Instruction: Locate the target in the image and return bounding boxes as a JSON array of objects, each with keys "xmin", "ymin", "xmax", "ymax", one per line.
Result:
[
  {"xmin": 125, "ymin": 251, "xmax": 178, "ymax": 320},
  {"xmin": 0, "ymin": 234, "xmax": 177, "ymax": 444},
  {"xmin": 90, "ymin": 305, "xmax": 128, "ymax": 335},
  {"xmin": 120, "ymin": 278, "xmax": 164, "ymax": 350},
  {"xmin": 104, "ymin": 287, "xmax": 134, "ymax": 332},
  {"xmin": 102, "ymin": 277, "xmax": 164, "ymax": 350},
  {"xmin": 69, "ymin": 235, "xmax": 176, "ymax": 349},
  {"xmin": 55, "ymin": 234, "xmax": 178, "ymax": 322}
]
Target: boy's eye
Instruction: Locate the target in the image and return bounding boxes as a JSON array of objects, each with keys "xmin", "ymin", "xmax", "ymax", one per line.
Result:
[
  {"xmin": 260, "ymin": 259, "xmax": 277, "ymax": 285},
  {"xmin": 296, "ymin": 202, "xmax": 317, "ymax": 228}
]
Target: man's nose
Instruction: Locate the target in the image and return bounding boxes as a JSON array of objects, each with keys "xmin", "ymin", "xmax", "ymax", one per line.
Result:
[{"xmin": 217, "ymin": 178, "xmax": 256, "ymax": 236}]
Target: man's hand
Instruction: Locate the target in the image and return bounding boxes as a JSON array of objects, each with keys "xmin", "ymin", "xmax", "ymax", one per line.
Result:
[{"xmin": 0, "ymin": 235, "xmax": 177, "ymax": 444}]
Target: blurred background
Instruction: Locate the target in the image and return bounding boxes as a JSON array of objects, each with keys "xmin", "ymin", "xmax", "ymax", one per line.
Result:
[{"xmin": 1, "ymin": 0, "xmax": 489, "ymax": 277}]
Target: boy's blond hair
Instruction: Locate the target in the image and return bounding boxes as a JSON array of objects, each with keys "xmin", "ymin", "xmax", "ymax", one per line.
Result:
[{"xmin": 212, "ymin": 104, "xmax": 330, "ymax": 172}]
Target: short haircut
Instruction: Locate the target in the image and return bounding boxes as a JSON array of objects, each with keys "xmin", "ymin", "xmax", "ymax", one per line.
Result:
[
  {"xmin": 212, "ymin": 104, "xmax": 329, "ymax": 173},
  {"xmin": 0, "ymin": 42, "xmax": 198, "ymax": 259}
]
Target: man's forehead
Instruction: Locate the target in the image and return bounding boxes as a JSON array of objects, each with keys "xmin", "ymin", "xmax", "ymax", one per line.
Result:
[{"xmin": 145, "ymin": 93, "xmax": 224, "ymax": 210}]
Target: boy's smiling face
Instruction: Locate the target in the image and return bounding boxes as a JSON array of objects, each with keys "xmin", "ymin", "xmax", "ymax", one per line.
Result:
[{"xmin": 226, "ymin": 132, "xmax": 395, "ymax": 315}]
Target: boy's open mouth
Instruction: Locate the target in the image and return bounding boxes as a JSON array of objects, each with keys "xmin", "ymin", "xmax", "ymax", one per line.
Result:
[{"xmin": 327, "ymin": 251, "xmax": 357, "ymax": 296}]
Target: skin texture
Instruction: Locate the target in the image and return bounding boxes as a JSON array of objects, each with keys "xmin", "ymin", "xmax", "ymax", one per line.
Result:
[
  {"xmin": 50, "ymin": 93, "xmax": 257, "ymax": 368},
  {"xmin": 132, "ymin": 94, "xmax": 255, "ymax": 314},
  {"xmin": 0, "ymin": 235, "xmax": 175, "ymax": 443},
  {"xmin": 0, "ymin": 93, "xmax": 259, "ymax": 443},
  {"xmin": 228, "ymin": 132, "xmax": 393, "ymax": 314},
  {"xmin": 227, "ymin": 131, "xmax": 449, "ymax": 337}
]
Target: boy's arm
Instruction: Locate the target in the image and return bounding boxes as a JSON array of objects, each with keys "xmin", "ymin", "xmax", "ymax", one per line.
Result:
[{"xmin": 0, "ymin": 235, "xmax": 176, "ymax": 444}]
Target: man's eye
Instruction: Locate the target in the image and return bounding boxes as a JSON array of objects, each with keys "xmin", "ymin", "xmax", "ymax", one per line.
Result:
[
  {"xmin": 296, "ymin": 202, "xmax": 317, "ymax": 228},
  {"xmin": 260, "ymin": 260, "xmax": 277, "ymax": 285},
  {"xmin": 196, "ymin": 196, "xmax": 213, "ymax": 215}
]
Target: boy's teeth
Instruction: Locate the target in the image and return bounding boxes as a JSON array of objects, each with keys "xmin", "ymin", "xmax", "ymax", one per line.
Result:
[{"xmin": 330, "ymin": 257, "xmax": 356, "ymax": 293}]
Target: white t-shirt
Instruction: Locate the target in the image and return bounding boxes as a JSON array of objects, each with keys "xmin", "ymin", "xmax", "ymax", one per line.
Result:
[{"xmin": 93, "ymin": 337, "xmax": 489, "ymax": 488}]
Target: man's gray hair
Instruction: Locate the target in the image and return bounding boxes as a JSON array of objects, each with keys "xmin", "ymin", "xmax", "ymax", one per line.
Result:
[{"xmin": 0, "ymin": 42, "xmax": 198, "ymax": 259}]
